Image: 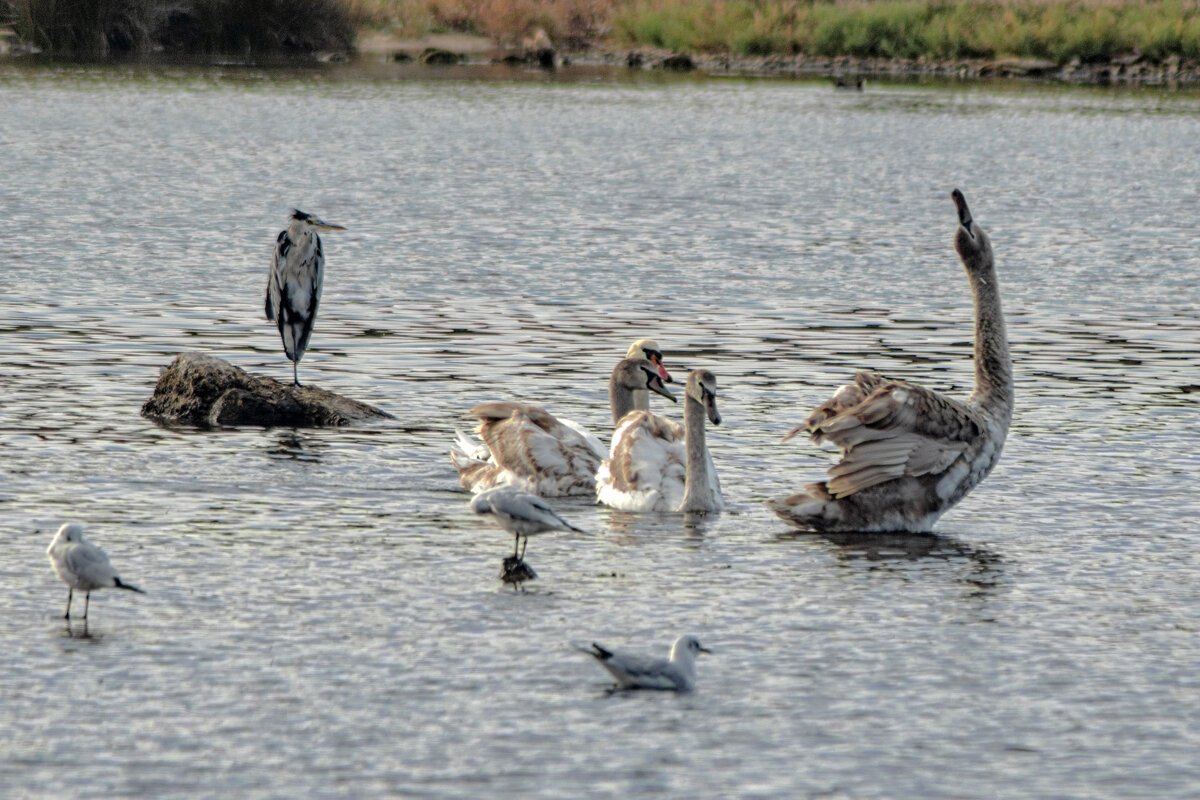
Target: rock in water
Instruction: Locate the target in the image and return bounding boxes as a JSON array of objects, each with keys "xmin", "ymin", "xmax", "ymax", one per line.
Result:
[
  {"xmin": 141, "ymin": 353, "xmax": 393, "ymax": 428},
  {"xmin": 500, "ymin": 555, "xmax": 537, "ymax": 588}
]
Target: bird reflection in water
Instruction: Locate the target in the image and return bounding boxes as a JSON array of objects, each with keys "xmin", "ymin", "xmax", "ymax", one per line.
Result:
[
  {"xmin": 776, "ymin": 529, "xmax": 1005, "ymax": 596},
  {"xmin": 267, "ymin": 431, "xmax": 325, "ymax": 463}
]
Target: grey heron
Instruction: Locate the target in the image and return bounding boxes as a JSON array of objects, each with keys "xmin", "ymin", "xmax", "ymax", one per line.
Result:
[
  {"xmin": 265, "ymin": 209, "xmax": 346, "ymax": 386},
  {"xmin": 46, "ymin": 523, "xmax": 145, "ymax": 620},
  {"xmin": 577, "ymin": 635, "xmax": 712, "ymax": 692}
]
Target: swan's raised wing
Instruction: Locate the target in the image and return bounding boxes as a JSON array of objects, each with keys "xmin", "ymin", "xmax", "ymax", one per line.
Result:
[{"xmin": 807, "ymin": 377, "xmax": 983, "ymax": 498}]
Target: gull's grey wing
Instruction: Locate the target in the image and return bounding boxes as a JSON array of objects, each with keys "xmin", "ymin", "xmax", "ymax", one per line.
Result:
[
  {"xmin": 591, "ymin": 645, "xmax": 684, "ymax": 690},
  {"xmin": 62, "ymin": 542, "xmax": 118, "ymax": 587}
]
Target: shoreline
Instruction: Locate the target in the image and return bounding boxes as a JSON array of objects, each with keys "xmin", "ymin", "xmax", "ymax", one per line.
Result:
[{"xmin": 358, "ymin": 32, "xmax": 1200, "ymax": 87}]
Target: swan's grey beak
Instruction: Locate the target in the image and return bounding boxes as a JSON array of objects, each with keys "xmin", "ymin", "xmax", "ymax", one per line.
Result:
[
  {"xmin": 705, "ymin": 391, "xmax": 721, "ymax": 426},
  {"xmin": 951, "ymin": 189, "xmax": 973, "ymax": 235},
  {"xmin": 651, "ymin": 379, "xmax": 677, "ymax": 403},
  {"xmin": 698, "ymin": 645, "xmax": 713, "ymax": 654}
]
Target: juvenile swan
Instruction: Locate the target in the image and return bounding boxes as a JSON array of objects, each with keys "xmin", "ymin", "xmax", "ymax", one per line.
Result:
[
  {"xmin": 265, "ymin": 209, "xmax": 346, "ymax": 386},
  {"xmin": 769, "ymin": 189, "xmax": 1013, "ymax": 533},
  {"xmin": 596, "ymin": 369, "xmax": 724, "ymax": 513},
  {"xmin": 46, "ymin": 523, "xmax": 145, "ymax": 620},
  {"xmin": 452, "ymin": 354, "xmax": 675, "ymax": 496},
  {"xmin": 578, "ymin": 635, "xmax": 711, "ymax": 692}
]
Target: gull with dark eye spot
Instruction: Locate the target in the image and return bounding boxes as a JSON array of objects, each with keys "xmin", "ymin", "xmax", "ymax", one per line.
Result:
[
  {"xmin": 46, "ymin": 523, "xmax": 145, "ymax": 622},
  {"xmin": 470, "ymin": 487, "xmax": 586, "ymax": 587},
  {"xmin": 577, "ymin": 635, "xmax": 712, "ymax": 692}
]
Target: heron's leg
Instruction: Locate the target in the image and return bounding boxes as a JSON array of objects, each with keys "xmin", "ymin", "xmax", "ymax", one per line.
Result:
[
  {"xmin": 83, "ymin": 591, "xmax": 90, "ymax": 620},
  {"xmin": 512, "ymin": 534, "xmax": 520, "ymax": 557},
  {"xmin": 293, "ymin": 360, "xmax": 300, "ymax": 387},
  {"xmin": 519, "ymin": 535, "xmax": 528, "ymax": 560},
  {"xmin": 63, "ymin": 588, "xmax": 73, "ymax": 620}
]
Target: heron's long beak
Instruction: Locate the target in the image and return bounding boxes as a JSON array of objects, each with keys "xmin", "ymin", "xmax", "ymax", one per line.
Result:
[{"xmin": 313, "ymin": 219, "xmax": 347, "ymax": 232}]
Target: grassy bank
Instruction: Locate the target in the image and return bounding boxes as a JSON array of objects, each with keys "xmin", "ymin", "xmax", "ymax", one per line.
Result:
[
  {"xmin": 5, "ymin": 0, "xmax": 1200, "ymax": 63},
  {"xmin": 354, "ymin": 0, "xmax": 1200, "ymax": 63}
]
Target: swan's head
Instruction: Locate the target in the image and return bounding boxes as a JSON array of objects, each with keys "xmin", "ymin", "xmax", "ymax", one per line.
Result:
[
  {"xmin": 670, "ymin": 635, "xmax": 712, "ymax": 661},
  {"xmin": 626, "ymin": 338, "xmax": 672, "ymax": 384},
  {"xmin": 615, "ymin": 357, "xmax": 676, "ymax": 403},
  {"xmin": 951, "ymin": 189, "xmax": 993, "ymax": 272},
  {"xmin": 686, "ymin": 370, "xmax": 721, "ymax": 425},
  {"xmin": 288, "ymin": 208, "xmax": 347, "ymax": 234}
]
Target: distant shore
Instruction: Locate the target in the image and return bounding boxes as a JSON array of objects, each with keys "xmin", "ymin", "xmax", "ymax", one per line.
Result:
[
  {"xmin": 358, "ymin": 32, "xmax": 1200, "ymax": 87},
  {"xmin": 4, "ymin": 0, "xmax": 1200, "ymax": 86}
]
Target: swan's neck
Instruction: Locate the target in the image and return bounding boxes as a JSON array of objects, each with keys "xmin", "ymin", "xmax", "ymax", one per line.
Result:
[
  {"xmin": 678, "ymin": 395, "xmax": 715, "ymax": 512},
  {"xmin": 968, "ymin": 263, "xmax": 1013, "ymax": 420},
  {"xmin": 610, "ymin": 376, "xmax": 638, "ymax": 426},
  {"xmin": 631, "ymin": 388, "xmax": 650, "ymax": 412}
]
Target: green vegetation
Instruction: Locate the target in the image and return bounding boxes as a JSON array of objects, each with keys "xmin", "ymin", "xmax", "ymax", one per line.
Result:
[
  {"xmin": 4, "ymin": 0, "xmax": 1200, "ymax": 62},
  {"xmin": 359, "ymin": 0, "xmax": 1200, "ymax": 63}
]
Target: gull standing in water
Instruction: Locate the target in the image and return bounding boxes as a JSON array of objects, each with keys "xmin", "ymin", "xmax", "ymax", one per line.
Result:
[
  {"xmin": 578, "ymin": 635, "xmax": 711, "ymax": 692},
  {"xmin": 46, "ymin": 523, "xmax": 145, "ymax": 620},
  {"xmin": 769, "ymin": 189, "xmax": 1013, "ymax": 533},
  {"xmin": 265, "ymin": 209, "xmax": 347, "ymax": 386},
  {"xmin": 469, "ymin": 487, "xmax": 586, "ymax": 586}
]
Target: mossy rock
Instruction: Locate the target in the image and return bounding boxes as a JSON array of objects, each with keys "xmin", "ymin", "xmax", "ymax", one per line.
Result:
[{"xmin": 141, "ymin": 353, "xmax": 393, "ymax": 428}]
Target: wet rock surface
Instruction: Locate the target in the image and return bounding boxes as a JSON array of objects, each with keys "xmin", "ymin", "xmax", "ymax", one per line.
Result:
[{"xmin": 141, "ymin": 353, "xmax": 393, "ymax": 428}]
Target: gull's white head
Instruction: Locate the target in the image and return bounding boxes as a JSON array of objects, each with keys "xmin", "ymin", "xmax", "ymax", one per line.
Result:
[
  {"xmin": 671, "ymin": 635, "xmax": 712, "ymax": 662},
  {"xmin": 48, "ymin": 523, "xmax": 87, "ymax": 553}
]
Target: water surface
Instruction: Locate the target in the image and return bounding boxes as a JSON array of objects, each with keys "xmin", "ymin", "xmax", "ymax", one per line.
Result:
[{"xmin": 1, "ymin": 62, "xmax": 1198, "ymax": 799}]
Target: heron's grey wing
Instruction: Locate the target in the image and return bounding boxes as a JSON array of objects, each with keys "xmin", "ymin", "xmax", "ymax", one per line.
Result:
[
  {"xmin": 266, "ymin": 229, "xmax": 288, "ymax": 321},
  {"xmin": 293, "ymin": 236, "xmax": 324, "ymax": 356},
  {"xmin": 62, "ymin": 542, "xmax": 118, "ymax": 587}
]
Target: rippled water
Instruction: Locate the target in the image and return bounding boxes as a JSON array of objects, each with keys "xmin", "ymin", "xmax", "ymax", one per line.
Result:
[{"xmin": 2, "ymin": 61, "xmax": 1198, "ymax": 798}]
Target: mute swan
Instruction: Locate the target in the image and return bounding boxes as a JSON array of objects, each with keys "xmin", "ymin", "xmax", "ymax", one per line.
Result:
[
  {"xmin": 47, "ymin": 523, "xmax": 145, "ymax": 620},
  {"xmin": 452, "ymin": 354, "xmax": 675, "ymax": 496},
  {"xmin": 769, "ymin": 189, "xmax": 1013, "ymax": 533},
  {"xmin": 577, "ymin": 635, "xmax": 711, "ymax": 692},
  {"xmin": 596, "ymin": 369, "xmax": 724, "ymax": 513}
]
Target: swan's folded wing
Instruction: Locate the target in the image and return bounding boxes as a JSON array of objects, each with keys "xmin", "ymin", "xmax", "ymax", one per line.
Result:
[
  {"xmin": 603, "ymin": 411, "xmax": 685, "ymax": 495},
  {"xmin": 816, "ymin": 382, "xmax": 981, "ymax": 497},
  {"xmin": 473, "ymin": 405, "xmax": 601, "ymax": 494}
]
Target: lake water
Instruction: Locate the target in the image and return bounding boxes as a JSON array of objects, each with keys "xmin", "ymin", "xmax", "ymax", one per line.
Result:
[{"xmin": 1, "ymin": 60, "xmax": 1198, "ymax": 799}]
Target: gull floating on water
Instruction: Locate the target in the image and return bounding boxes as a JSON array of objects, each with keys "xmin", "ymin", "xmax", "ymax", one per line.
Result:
[
  {"xmin": 46, "ymin": 523, "xmax": 145, "ymax": 620},
  {"xmin": 578, "ymin": 635, "xmax": 711, "ymax": 692}
]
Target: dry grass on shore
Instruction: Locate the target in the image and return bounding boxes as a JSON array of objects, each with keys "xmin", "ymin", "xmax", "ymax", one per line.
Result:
[{"xmin": 347, "ymin": 0, "xmax": 1200, "ymax": 62}]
